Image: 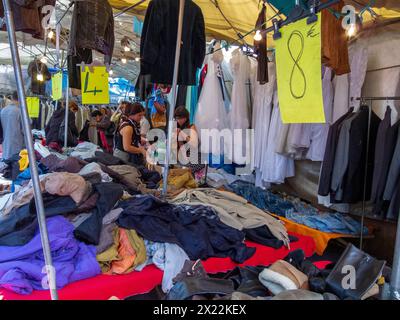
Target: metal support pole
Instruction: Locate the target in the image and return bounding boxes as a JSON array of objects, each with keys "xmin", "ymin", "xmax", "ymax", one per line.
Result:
[
  {"xmin": 64, "ymin": 75, "xmax": 69, "ymax": 148},
  {"xmin": 359, "ymin": 99, "xmax": 372, "ymax": 250},
  {"xmin": 2, "ymin": 0, "xmax": 58, "ymax": 300},
  {"xmin": 390, "ymin": 213, "xmax": 400, "ymax": 299},
  {"xmin": 113, "ymin": 0, "xmax": 146, "ymax": 18},
  {"xmin": 162, "ymin": 0, "xmax": 185, "ymax": 196}
]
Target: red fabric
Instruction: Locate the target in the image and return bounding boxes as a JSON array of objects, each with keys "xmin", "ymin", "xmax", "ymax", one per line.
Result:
[
  {"xmin": 0, "ymin": 233, "xmax": 315, "ymax": 300},
  {"xmin": 313, "ymin": 260, "xmax": 332, "ymax": 270},
  {"xmin": 98, "ymin": 130, "xmax": 112, "ymax": 153}
]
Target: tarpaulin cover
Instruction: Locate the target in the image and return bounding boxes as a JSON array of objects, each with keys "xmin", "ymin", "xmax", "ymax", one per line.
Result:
[
  {"xmin": 109, "ymin": 0, "xmax": 400, "ymax": 45},
  {"xmin": 0, "ymin": 233, "xmax": 315, "ymax": 300}
]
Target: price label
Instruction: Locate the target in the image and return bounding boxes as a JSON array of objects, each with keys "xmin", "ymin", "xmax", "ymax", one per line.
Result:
[
  {"xmin": 81, "ymin": 66, "xmax": 110, "ymax": 105},
  {"xmin": 51, "ymin": 72, "xmax": 62, "ymax": 101},
  {"xmin": 26, "ymin": 96, "xmax": 40, "ymax": 118}
]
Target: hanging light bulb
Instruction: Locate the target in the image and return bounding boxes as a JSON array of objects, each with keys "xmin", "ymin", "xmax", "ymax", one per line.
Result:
[
  {"xmin": 47, "ymin": 30, "xmax": 54, "ymax": 39},
  {"xmin": 121, "ymin": 57, "xmax": 127, "ymax": 64},
  {"xmin": 109, "ymin": 69, "xmax": 114, "ymax": 75},
  {"xmin": 40, "ymin": 55, "xmax": 48, "ymax": 64},
  {"xmin": 36, "ymin": 73, "xmax": 44, "ymax": 82},
  {"xmin": 135, "ymin": 57, "xmax": 140, "ymax": 62},
  {"xmin": 347, "ymin": 23, "xmax": 357, "ymax": 37},
  {"xmin": 253, "ymin": 30, "xmax": 262, "ymax": 41},
  {"xmin": 124, "ymin": 45, "xmax": 131, "ymax": 52}
]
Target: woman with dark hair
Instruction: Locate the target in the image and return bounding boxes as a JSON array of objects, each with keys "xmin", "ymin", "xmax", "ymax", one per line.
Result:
[
  {"xmin": 174, "ymin": 105, "xmax": 204, "ymax": 173},
  {"xmin": 113, "ymin": 102, "xmax": 147, "ymax": 165}
]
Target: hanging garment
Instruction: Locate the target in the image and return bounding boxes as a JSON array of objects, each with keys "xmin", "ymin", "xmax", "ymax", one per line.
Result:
[
  {"xmin": 331, "ymin": 43, "xmax": 368, "ymax": 122},
  {"xmin": 371, "ymin": 107, "xmax": 400, "ymax": 217},
  {"xmin": 117, "ymin": 195, "xmax": 255, "ymax": 263},
  {"xmin": 27, "ymin": 59, "xmax": 51, "ymax": 95},
  {"xmin": 140, "ymin": 0, "xmax": 205, "ymax": 85},
  {"xmin": 384, "ymin": 129, "xmax": 400, "ymax": 203},
  {"xmin": 321, "ymin": 0, "xmax": 350, "ymax": 75},
  {"xmin": 260, "ymin": 91, "xmax": 295, "ymax": 185},
  {"xmin": 254, "ymin": 4, "xmax": 268, "ymax": 84},
  {"xmin": 318, "ymin": 108, "xmax": 355, "ymax": 197},
  {"xmin": 306, "ymin": 67, "xmax": 334, "ymax": 161},
  {"xmin": 195, "ymin": 43, "xmax": 230, "ymax": 156},
  {"xmin": 226, "ymin": 49, "xmax": 251, "ymax": 165},
  {"xmin": 252, "ymin": 62, "xmax": 276, "ymax": 177},
  {"xmin": 0, "ymin": 103, "xmax": 25, "ymax": 161},
  {"xmin": 0, "ymin": 0, "xmax": 56, "ymax": 40}
]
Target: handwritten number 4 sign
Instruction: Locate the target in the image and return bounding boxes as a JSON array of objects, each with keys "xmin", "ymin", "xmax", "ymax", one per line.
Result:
[
  {"xmin": 81, "ymin": 66, "xmax": 110, "ymax": 105},
  {"xmin": 275, "ymin": 13, "xmax": 326, "ymax": 124}
]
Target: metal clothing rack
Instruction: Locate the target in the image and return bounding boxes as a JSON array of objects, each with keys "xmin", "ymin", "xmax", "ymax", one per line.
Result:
[{"xmin": 356, "ymin": 96, "xmax": 400, "ymax": 300}]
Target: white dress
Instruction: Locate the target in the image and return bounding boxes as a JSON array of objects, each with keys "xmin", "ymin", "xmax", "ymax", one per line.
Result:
[
  {"xmin": 226, "ymin": 49, "xmax": 251, "ymax": 164},
  {"xmin": 195, "ymin": 43, "xmax": 230, "ymax": 156},
  {"xmin": 252, "ymin": 62, "xmax": 276, "ymax": 182},
  {"xmin": 261, "ymin": 91, "xmax": 295, "ymax": 184}
]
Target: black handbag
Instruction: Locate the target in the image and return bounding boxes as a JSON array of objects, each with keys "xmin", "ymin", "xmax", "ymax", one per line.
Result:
[{"xmin": 325, "ymin": 244, "xmax": 385, "ymax": 300}]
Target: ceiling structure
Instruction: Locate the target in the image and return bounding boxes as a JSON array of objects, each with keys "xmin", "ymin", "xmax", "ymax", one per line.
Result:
[{"xmin": 0, "ymin": 0, "xmax": 398, "ymax": 83}]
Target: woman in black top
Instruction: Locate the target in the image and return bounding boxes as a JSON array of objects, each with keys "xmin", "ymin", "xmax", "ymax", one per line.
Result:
[{"xmin": 113, "ymin": 102, "xmax": 147, "ymax": 166}]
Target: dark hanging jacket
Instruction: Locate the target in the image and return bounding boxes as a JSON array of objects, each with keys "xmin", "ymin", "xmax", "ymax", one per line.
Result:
[
  {"xmin": 0, "ymin": 0, "xmax": 56, "ymax": 40},
  {"xmin": 140, "ymin": 0, "xmax": 206, "ymax": 85},
  {"xmin": 45, "ymin": 108, "xmax": 78, "ymax": 145},
  {"xmin": 67, "ymin": 0, "xmax": 114, "ymax": 89},
  {"xmin": 254, "ymin": 4, "xmax": 268, "ymax": 84},
  {"xmin": 27, "ymin": 59, "xmax": 51, "ymax": 95}
]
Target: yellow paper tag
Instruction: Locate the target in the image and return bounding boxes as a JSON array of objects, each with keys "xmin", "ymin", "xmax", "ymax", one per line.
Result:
[
  {"xmin": 275, "ymin": 13, "xmax": 325, "ymax": 124},
  {"xmin": 81, "ymin": 66, "xmax": 110, "ymax": 105},
  {"xmin": 26, "ymin": 96, "xmax": 40, "ymax": 118},
  {"xmin": 51, "ymin": 72, "xmax": 63, "ymax": 101}
]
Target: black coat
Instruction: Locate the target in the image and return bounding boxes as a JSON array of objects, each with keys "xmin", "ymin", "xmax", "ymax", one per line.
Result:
[
  {"xmin": 140, "ymin": 0, "xmax": 206, "ymax": 85},
  {"xmin": 45, "ymin": 108, "xmax": 78, "ymax": 145}
]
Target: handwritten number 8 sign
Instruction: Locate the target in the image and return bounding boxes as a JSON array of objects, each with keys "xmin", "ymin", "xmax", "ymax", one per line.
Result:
[{"xmin": 288, "ymin": 30, "xmax": 306, "ymax": 99}]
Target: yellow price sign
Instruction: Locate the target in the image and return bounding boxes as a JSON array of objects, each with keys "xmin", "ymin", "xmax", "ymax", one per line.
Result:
[
  {"xmin": 52, "ymin": 72, "xmax": 62, "ymax": 100},
  {"xmin": 26, "ymin": 96, "xmax": 40, "ymax": 118},
  {"xmin": 81, "ymin": 66, "xmax": 110, "ymax": 105},
  {"xmin": 275, "ymin": 13, "xmax": 325, "ymax": 124}
]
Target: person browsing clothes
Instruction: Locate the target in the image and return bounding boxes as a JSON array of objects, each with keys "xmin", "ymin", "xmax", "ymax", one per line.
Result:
[{"xmin": 113, "ymin": 102, "xmax": 148, "ymax": 166}]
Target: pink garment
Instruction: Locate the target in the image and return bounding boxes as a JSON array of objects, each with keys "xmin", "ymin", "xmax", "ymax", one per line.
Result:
[{"xmin": 44, "ymin": 172, "xmax": 90, "ymax": 204}]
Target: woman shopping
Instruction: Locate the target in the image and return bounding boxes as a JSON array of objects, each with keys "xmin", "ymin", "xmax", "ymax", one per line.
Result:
[
  {"xmin": 113, "ymin": 102, "xmax": 148, "ymax": 166},
  {"xmin": 175, "ymin": 106, "xmax": 205, "ymax": 174}
]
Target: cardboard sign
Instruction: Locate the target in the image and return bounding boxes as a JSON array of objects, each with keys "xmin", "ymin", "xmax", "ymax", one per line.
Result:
[
  {"xmin": 26, "ymin": 96, "xmax": 40, "ymax": 118},
  {"xmin": 81, "ymin": 66, "xmax": 110, "ymax": 105},
  {"xmin": 51, "ymin": 72, "xmax": 62, "ymax": 100},
  {"xmin": 275, "ymin": 13, "xmax": 325, "ymax": 123}
]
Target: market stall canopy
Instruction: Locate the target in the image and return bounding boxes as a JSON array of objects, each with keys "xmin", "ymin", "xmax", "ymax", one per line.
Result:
[{"xmin": 110, "ymin": 0, "xmax": 400, "ymax": 45}]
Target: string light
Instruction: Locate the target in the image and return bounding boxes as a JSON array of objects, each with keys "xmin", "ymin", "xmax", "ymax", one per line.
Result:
[
  {"xmin": 121, "ymin": 57, "xmax": 127, "ymax": 64},
  {"xmin": 135, "ymin": 57, "xmax": 140, "ymax": 62},
  {"xmin": 124, "ymin": 46, "xmax": 131, "ymax": 52},
  {"xmin": 40, "ymin": 56, "xmax": 48, "ymax": 64},
  {"xmin": 347, "ymin": 23, "xmax": 357, "ymax": 37},
  {"xmin": 47, "ymin": 30, "xmax": 54, "ymax": 39},
  {"xmin": 109, "ymin": 69, "xmax": 114, "ymax": 75},
  {"xmin": 253, "ymin": 30, "xmax": 262, "ymax": 41},
  {"xmin": 36, "ymin": 73, "xmax": 44, "ymax": 81}
]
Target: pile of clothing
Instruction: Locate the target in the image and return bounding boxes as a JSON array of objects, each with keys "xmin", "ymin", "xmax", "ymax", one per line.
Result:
[
  {"xmin": 0, "ymin": 142, "xmax": 295, "ymax": 296},
  {"xmin": 227, "ymin": 181, "xmax": 368, "ymax": 235}
]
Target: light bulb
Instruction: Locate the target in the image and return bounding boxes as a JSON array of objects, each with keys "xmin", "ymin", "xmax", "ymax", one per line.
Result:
[
  {"xmin": 121, "ymin": 58, "xmax": 127, "ymax": 64},
  {"xmin": 36, "ymin": 73, "xmax": 44, "ymax": 81},
  {"xmin": 47, "ymin": 30, "xmax": 54, "ymax": 39},
  {"xmin": 347, "ymin": 24, "xmax": 356, "ymax": 37},
  {"xmin": 254, "ymin": 30, "xmax": 262, "ymax": 41},
  {"xmin": 109, "ymin": 69, "xmax": 113, "ymax": 75},
  {"xmin": 135, "ymin": 57, "xmax": 140, "ymax": 62},
  {"xmin": 124, "ymin": 46, "xmax": 131, "ymax": 52},
  {"xmin": 40, "ymin": 56, "xmax": 48, "ymax": 64}
]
